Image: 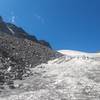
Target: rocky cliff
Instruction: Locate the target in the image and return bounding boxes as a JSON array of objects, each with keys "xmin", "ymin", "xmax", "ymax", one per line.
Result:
[
  {"xmin": 0, "ymin": 16, "xmax": 52, "ymax": 49},
  {"xmin": 0, "ymin": 16, "xmax": 62, "ymax": 93}
]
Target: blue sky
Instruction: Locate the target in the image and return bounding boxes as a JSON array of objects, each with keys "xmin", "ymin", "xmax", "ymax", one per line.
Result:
[{"xmin": 0, "ymin": 0, "xmax": 100, "ymax": 52}]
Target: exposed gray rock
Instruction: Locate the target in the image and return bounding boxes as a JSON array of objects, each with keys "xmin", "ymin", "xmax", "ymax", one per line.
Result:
[
  {"xmin": 0, "ymin": 17, "xmax": 52, "ymax": 48},
  {"xmin": 0, "ymin": 16, "xmax": 64, "ymax": 99},
  {"xmin": 0, "ymin": 34, "xmax": 62, "ymax": 91},
  {"xmin": 39, "ymin": 40, "xmax": 52, "ymax": 49}
]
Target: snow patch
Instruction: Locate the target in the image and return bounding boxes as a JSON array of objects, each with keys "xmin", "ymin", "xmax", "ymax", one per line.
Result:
[{"xmin": 7, "ymin": 26, "xmax": 15, "ymax": 34}]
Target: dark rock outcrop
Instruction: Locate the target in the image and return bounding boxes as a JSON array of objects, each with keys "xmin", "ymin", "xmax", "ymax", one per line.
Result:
[
  {"xmin": 0, "ymin": 16, "xmax": 3, "ymax": 23},
  {"xmin": 0, "ymin": 16, "xmax": 12, "ymax": 35},
  {"xmin": 0, "ymin": 16, "xmax": 52, "ymax": 48},
  {"xmin": 0, "ymin": 35, "xmax": 62, "ymax": 90},
  {"xmin": 39, "ymin": 40, "xmax": 52, "ymax": 49},
  {"xmin": 0, "ymin": 17, "xmax": 63, "ymax": 90},
  {"xmin": 6, "ymin": 23, "xmax": 28, "ymax": 38}
]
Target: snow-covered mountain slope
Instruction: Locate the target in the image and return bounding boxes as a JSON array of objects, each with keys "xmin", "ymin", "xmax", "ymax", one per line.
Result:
[
  {"xmin": 58, "ymin": 50, "xmax": 100, "ymax": 57},
  {"xmin": 46, "ymin": 50, "xmax": 100, "ymax": 64},
  {"xmin": 57, "ymin": 50, "xmax": 100, "ymax": 62},
  {"xmin": 1, "ymin": 50, "xmax": 100, "ymax": 100}
]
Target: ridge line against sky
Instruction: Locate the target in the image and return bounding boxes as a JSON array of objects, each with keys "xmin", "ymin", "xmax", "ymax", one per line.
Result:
[{"xmin": 0, "ymin": 0, "xmax": 100, "ymax": 52}]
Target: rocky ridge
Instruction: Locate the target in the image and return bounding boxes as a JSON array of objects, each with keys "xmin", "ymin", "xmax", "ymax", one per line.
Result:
[
  {"xmin": 0, "ymin": 16, "xmax": 52, "ymax": 48},
  {"xmin": 0, "ymin": 17, "xmax": 62, "ymax": 92}
]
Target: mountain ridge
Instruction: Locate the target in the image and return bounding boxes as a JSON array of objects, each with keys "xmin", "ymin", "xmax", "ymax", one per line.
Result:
[
  {"xmin": 0, "ymin": 16, "xmax": 63, "ymax": 93},
  {"xmin": 0, "ymin": 16, "xmax": 52, "ymax": 49}
]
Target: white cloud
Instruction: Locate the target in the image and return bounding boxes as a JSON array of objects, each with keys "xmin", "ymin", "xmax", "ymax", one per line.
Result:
[
  {"xmin": 34, "ymin": 14, "xmax": 45, "ymax": 24},
  {"xmin": 10, "ymin": 11, "xmax": 16, "ymax": 23},
  {"xmin": 11, "ymin": 16, "xmax": 16, "ymax": 23}
]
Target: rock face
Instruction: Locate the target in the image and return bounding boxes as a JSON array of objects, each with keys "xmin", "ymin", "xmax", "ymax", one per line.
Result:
[
  {"xmin": 0, "ymin": 16, "xmax": 52, "ymax": 48},
  {"xmin": 39, "ymin": 40, "xmax": 52, "ymax": 49},
  {"xmin": 0, "ymin": 35, "xmax": 62, "ymax": 89},
  {"xmin": 6, "ymin": 23, "xmax": 28, "ymax": 38},
  {"xmin": 0, "ymin": 17, "xmax": 12, "ymax": 35},
  {"xmin": 0, "ymin": 17, "xmax": 62, "ymax": 92}
]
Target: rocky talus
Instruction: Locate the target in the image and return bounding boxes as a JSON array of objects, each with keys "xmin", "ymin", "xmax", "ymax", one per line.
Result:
[{"xmin": 0, "ymin": 16, "xmax": 62, "ymax": 94}]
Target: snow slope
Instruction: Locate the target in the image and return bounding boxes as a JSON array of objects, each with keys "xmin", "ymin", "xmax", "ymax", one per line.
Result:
[
  {"xmin": 58, "ymin": 50, "xmax": 100, "ymax": 57},
  {"xmin": 1, "ymin": 50, "xmax": 100, "ymax": 100}
]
